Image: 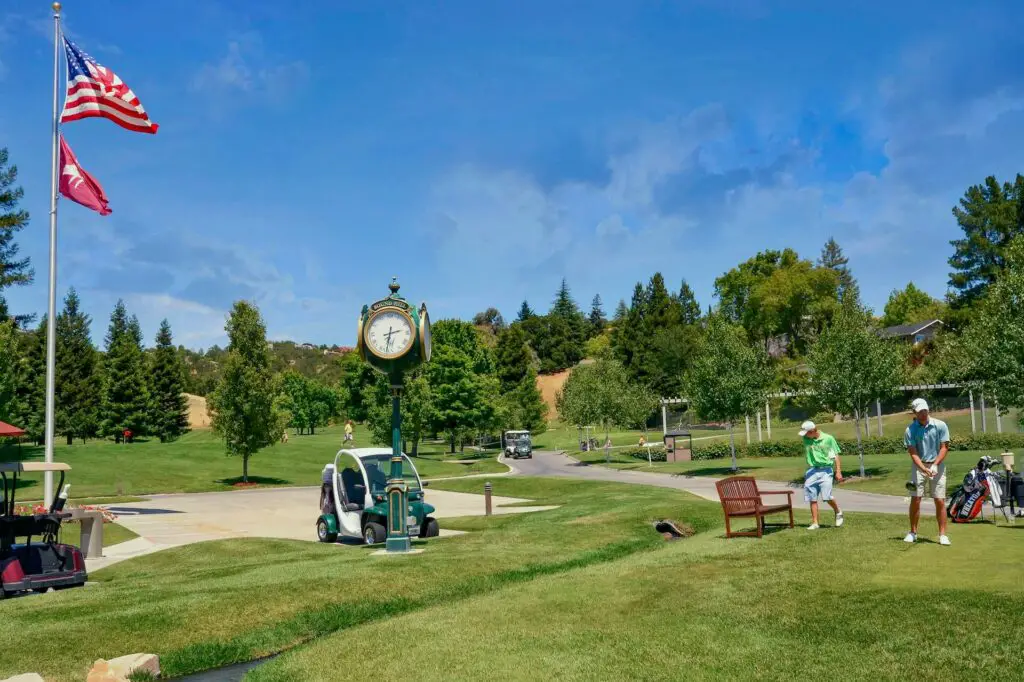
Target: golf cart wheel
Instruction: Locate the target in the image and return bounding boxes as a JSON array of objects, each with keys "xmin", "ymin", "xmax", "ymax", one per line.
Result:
[
  {"xmin": 419, "ymin": 517, "xmax": 440, "ymax": 538},
  {"xmin": 317, "ymin": 519, "xmax": 337, "ymax": 543},
  {"xmin": 363, "ymin": 521, "xmax": 386, "ymax": 545}
]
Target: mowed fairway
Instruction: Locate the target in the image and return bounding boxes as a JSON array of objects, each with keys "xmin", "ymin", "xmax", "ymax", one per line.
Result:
[
  {"xmin": 254, "ymin": 478, "xmax": 1024, "ymax": 682},
  {"xmin": 5, "ymin": 424, "xmax": 508, "ymax": 500}
]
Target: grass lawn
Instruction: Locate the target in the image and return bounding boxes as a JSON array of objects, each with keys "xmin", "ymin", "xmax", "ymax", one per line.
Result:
[
  {"xmin": 5, "ymin": 424, "xmax": 508, "ymax": 501},
  {"xmin": 533, "ymin": 420, "xmax": 727, "ymax": 452},
  {"xmin": 2, "ymin": 477, "xmax": 1022, "ymax": 681},
  {"xmin": 576, "ymin": 447, "xmax": 1011, "ymax": 496},
  {"xmin": 252, "ymin": 494, "xmax": 1024, "ymax": 682},
  {"xmin": 0, "ymin": 478, "xmax": 722, "ymax": 681}
]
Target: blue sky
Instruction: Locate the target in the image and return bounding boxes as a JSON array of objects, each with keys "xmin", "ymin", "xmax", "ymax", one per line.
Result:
[{"xmin": 2, "ymin": 0, "xmax": 1023, "ymax": 349}]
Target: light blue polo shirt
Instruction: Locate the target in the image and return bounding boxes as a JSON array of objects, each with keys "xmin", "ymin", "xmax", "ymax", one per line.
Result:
[{"xmin": 903, "ymin": 418, "xmax": 950, "ymax": 462}]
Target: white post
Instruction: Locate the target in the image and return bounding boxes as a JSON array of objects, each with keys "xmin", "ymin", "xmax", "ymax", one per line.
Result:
[
  {"xmin": 745, "ymin": 415, "xmax": 751, "ymax": 445},
  {"xmin": 728, "ymin": 422, "xmax": 737, "ymax": 472},
  {"xmin": 981, "ymin": 393, "xmax": 988, "ymax": 433},
  {"xmin": 756, "ymin": 410, "xmax": 762, "ymax": 442},
  {"xmin": 969, "ymin": 390, "xmax": 976, "ymax": 433},
  {"xmin": 876, "ymin": 398, "xmax": 883, "ymax": 437},
  {"xmin": 854, "ymin": 407, "xmax": 865, "ymax": 478},
  {"xmin": 996, "ymin": 398, "xmax": 1002, "ymax": 433},
  {"xmin": 661, "ymin": 402, "xmax": 667, "ymax": 436},
  {"xmin": 765, "ymin": 401, "xmax": 771, "ymax": 440},
  {"xmin": 43, "ymin": 3, "xmax": 63, "ymax": 505}
]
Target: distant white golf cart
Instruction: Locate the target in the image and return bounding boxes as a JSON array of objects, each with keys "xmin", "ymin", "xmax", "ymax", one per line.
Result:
[
  {"xmin": 502, "ymin": 430, "xmax": 533, "ymax": 459},
  {"xmin": 317, "ymin": 448, "xmax": 439, "ymax": 545}
]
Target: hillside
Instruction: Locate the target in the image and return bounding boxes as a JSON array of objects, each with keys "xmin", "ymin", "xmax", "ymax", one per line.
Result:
[{"xmin": 181, "ymin": 341, "xmax": 353, "ymax": 396}]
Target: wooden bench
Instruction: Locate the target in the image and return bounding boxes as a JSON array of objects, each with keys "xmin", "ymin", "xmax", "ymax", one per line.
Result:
[{"xmin": 715, "ymin": 476, "xmax": 794, "ymax": 538}]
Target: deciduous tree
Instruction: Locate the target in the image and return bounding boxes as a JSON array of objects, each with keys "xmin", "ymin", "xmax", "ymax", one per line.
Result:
[
  {"xmin": 685, "ymin": 315, "xmax": 773, "ymax": 470},
  {"xmin": 208, "ymin": 301, "xmax": 286, "ymax": 482},
  {"xmin": 807, "ymin": 298, "xmax": 907, "ymax": 476},
  {"xmin": 880, "ymin": 283, "xmax": 945, "ymax": 328}
]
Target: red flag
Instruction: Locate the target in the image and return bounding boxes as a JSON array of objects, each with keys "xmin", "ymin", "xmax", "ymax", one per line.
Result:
[{"xmin": 59, "ymin": 135, "xmax": 112, "ymax": 216}]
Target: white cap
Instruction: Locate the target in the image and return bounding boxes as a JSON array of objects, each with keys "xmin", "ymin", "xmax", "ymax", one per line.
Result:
[
  {"xmin": 911, "ymin": 398, "xmax": 929, "ymax": 413},
  {"xmin": 798, "ymin": 420, "xmax": 816, "ymax": 437}
]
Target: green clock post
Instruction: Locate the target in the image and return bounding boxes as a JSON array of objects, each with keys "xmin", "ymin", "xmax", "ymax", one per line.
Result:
[{"xmin": 357, "ymin": 278, "xmax": 432, "ymax": 553}]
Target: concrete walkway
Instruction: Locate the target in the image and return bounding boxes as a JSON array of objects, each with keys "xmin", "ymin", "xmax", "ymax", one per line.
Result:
[
  {"xmin": 509, "ymin": 450, "xmax": 915, "ymax": 515},
  {"xmin": 89, "ymin": 486, "xmax": 555, "ymax": 571}
]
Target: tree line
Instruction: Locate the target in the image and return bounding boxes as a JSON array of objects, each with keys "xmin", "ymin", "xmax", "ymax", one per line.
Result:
[{"xmin": 0, "ymin": 290, "xmax": 191, "ymax": 444}]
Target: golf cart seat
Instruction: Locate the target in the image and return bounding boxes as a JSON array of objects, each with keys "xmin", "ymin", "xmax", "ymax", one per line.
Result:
[
  {"xmin": 0, "ymin": 513, "xmax": 67, "ymax": 540},
  {"xmin": 340, "ymin": 468, "xmax": 365, "ymax": 510}
]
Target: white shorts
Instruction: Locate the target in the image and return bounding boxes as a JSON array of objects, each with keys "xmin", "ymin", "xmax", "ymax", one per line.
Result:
[{"xmin": 910, "ymin": 462, "xmax": 946, "ymax": 499}]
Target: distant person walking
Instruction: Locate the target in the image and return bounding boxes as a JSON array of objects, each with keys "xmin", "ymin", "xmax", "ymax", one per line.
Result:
[
  {"xmin": 798, "ymin": 421, "xmax": 844, "ymax": 529},
  {"xmin": 344, "ymin": 420, "xmax": 354, "ymax": 444},
  {"xmin": 904, "ymin": 398, "xmax": 951, "ymax": 546}
]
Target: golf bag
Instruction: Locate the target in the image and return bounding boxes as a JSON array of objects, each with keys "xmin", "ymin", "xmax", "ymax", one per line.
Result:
[{"xmin": 946, "ymin": 456, "xmax": 1006, "ymax": 523}]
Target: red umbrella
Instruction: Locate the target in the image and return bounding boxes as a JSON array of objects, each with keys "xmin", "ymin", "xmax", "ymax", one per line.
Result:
[{"xmin": 0, "ymin": 421, "xmax": 26, "ymax": 437}]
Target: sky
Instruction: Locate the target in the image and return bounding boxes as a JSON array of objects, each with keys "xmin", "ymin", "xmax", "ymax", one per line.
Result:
[{"xmin": 1, "ymin": 0, "xmax": 1023, "ymax": 350}]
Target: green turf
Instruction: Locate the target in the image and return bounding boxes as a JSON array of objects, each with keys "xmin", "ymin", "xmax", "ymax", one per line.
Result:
[
  {"xmin": 250, "ymin": 508, "xmax": 1024, "ymax": 682},
  {"xmin": 0, "ymin": 478, "xmax": 722, "ymax": 681},
  {"xmin": 2, "ymin": 425, "xmax": 509, "ymax": 499},
  {"xmin": 576, "ymin": 447, "xmax": 1009, "ymax": 497}
]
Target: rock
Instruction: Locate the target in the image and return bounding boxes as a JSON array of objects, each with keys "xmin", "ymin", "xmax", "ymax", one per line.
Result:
[
  {"xmin": 2, "ymin": 674, "xmax": 46, "ymax": 682},
  {"xmin": 87, "ymin": 653, "xmax": 160, "ymax": 682}
]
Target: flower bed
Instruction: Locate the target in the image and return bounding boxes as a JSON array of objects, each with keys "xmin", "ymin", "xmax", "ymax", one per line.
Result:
[{"xmin": 13, "ymin": 503, "xmax": 119, "ymax": 523}]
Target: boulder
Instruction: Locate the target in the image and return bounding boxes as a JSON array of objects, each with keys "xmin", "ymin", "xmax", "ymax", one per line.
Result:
[
  {"xmin": 87, "ymin": 653, "xmax": 160, "ymax": 681},
  {"xmin": 2, "ymin": 674, "xmax": 46, "ymax": 682}
]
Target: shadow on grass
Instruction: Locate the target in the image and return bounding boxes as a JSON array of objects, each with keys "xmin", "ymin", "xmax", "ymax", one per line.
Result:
[
  {"xmin": 216, "ymin": 476, "xmax": 292, "ymax": 487},
  {"xmin": 718, "ymin": 524, "xmax": 791, "ymax": 539},
  {"xmin": 674, "ymin": 465, "xmax": 769, "ymax": 478}
]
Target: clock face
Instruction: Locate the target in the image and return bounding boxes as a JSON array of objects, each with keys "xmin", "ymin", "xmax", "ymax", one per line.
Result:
[
  {"xmin": 420, "ymin": 308, "xmax": 431, "ymax": 362},
  {"xmin": 365, "ymin": 309, "xmax": 414, "ymax": 359}
]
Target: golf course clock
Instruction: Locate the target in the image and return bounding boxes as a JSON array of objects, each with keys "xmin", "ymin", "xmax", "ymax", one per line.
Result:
[{"xmin": 357, "ymin": 278, "xmax": 431, "ymax": 553}]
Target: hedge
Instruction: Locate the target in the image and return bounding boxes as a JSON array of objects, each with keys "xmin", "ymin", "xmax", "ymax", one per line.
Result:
[{"xmin": 627, "ymin": 433, "xmax": 1024, "ymax": 463}]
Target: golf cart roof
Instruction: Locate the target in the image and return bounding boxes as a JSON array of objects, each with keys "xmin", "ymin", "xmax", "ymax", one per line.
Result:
[
  {"xmin": 505, "ymin": 430, "xmax": 530, "ymax": 436},
  {"xmin": 0, "ymin": 462, "xmax": 71, "ymax": 473},
  {"xmin": 340, "ymin": 448, "xmax": 405, "ymax": 459}
]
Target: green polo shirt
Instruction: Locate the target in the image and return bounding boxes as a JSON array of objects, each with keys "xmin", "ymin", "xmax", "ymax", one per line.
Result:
[
  {"xmin": 904, "ymin": 418, "xmax": 950, "ymax": 463},
  {"xmin": 803, "ymin": 433, "xmax": 840, "ymax": 469}
]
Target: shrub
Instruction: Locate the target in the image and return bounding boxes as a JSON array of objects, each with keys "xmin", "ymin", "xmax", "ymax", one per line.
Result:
[{"xmin": 625, "ymin": 433, "xmax": 1024, "ymax": 462}]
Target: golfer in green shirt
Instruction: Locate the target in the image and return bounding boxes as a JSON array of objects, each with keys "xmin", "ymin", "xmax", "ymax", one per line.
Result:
[{"xmin": 799, "ymin": 421, "xmax": 844, "ymax": 530}]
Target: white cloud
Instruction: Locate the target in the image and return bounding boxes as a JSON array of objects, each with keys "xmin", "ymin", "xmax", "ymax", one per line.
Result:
[{"xmin": 192, "ymin": 31, "xmax": 309, "ymax": 102}]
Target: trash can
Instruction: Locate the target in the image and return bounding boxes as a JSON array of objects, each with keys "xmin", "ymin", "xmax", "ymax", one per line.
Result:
[{"xmin": 664, "ymin": 430, "xmax": 692, "ymax": 462}]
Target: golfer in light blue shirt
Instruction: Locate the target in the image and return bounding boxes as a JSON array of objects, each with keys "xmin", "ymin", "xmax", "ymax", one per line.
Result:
[{"xmin": 903, "ymin": 398, "xmax": 951, "ymax": 546}]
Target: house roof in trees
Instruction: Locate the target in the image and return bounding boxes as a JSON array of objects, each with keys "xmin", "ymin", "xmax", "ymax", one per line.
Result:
[{"xmin": 879, "ymin": 319, "xmax": 943, "ymax": 339}]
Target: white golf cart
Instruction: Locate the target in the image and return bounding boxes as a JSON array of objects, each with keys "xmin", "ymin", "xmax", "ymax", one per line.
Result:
[
  {"xmin": 503, "ymin": 430, "xmax": 533, "ymax": 459},
  {"xmin": 316, "ymin": 448, "xmax": 439, "ymax": 545}
]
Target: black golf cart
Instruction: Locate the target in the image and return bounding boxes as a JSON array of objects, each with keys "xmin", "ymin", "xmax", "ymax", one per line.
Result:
[{"xmin": 0, "ymin": 462, "xmax": 87, "ymax": 597}]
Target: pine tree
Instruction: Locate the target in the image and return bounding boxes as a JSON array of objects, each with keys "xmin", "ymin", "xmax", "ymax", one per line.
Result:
[
  {"xmin": 0, "ymin": 320, "xmax": 17, "ymax": 422},
  {"xmin": 495, "ymin": 324, "xmax": 533, "ymax": 393},
  {"xmin": 549, "ymin": 278, "xmax": 587, "ymax": 357},
  {"xmin": 0, "ymin": 148, "xmax": 34, "ymax": 326},
  {"xmin": 588, "ymin": 294, "xmax": 606, "ymax": 336},
  {"xmin": 55, "ymin": 288, "xmax": 100, "ymax": 444},
  {"xmin": 208, "ymin": 301, "xmax": 285, "ymax": 482},
  {"xmin": 100, "ymin": 304, "xmax": 151, "ymax": 440},
  {"xmin": 613, "ymin": 299, "xmax": 628, "ymax": 322},
  {"xmin": 14, "ymin": 317, "xmax": 46, "ymax": 443},
  {"xmin": 948, "ymin": 174, "xmax": 1024, "ymax": 308},
  {"xmin": 818, "ymin": 237, "xmax": 859, "ymax": 303},
  {"xmin": 677, "ymin": 280, "xmax": 701, "ymax": 325},
  {"xmin": 149, "ymin": 319, "xmax": 190, "ymax": 442},
  {"xmin": 516, "ymin": 300, "xmax": 535, "ymax": 322}
]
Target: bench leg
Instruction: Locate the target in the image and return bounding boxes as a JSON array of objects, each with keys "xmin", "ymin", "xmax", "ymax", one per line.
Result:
[
  {"xmin": 756, "ymin": 513, "xmax": 763, "ymax": 538},
  {"xmin": 724, "ymin": 513, "xmax": 732, "ymax": 538},
  {"xmin": 788, "ymin": 504, "xmax": 794, "ymax": 529}
]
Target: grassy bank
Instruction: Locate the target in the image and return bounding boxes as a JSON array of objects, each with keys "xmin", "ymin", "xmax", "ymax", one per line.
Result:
[
  {"xmin": 3, "ymin": 424, "xmax": 507, "ymax": 500},
  {"xmin": 252, "ymin": 505, "xmax": 1024, "ymax": 681}
]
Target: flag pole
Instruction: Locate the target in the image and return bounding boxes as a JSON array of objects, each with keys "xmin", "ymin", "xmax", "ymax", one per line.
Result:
[{"xmin": 44, "ymin": 1, "xmax": 63, "ymax": 504}]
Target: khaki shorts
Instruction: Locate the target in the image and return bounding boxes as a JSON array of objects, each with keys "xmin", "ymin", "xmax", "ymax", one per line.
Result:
[{"xmin": 910, "ymin": 462, "xmax": 946, "ymax": 499}]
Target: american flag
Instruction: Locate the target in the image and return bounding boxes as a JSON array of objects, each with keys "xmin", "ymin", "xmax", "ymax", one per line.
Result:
[{"xmin": 60, "ymin": 38, "xmax": 159, "ymax": 134}]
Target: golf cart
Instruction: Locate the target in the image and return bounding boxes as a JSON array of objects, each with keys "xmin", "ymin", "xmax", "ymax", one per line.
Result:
[
  {"xmin": 0, "ymin": 462, "xmax": 87, "ymax": 597},
  {"xmin": 503, "ymin": 431, "xmax": 533, "ymax": 459},
  {"xmin": 317, "ymin": 448, "xmax": 440, "ymax": 545}
]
